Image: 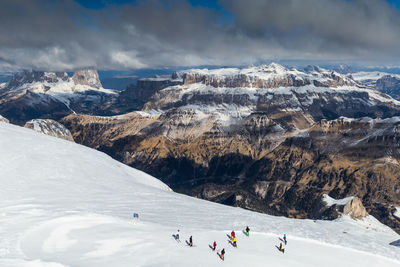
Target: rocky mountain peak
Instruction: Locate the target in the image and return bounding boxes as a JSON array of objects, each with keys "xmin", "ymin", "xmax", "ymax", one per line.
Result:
[
  {"xmin": 72, "ymin": 69, "xmax": 102, "ymax": 89},
  {"xmin": 5, "ymin": 70, "xmax": 69, "ymax": 89},
  {"xmin": 263, "ymin": 62, "xmax": 286, "ymax": 72},
  {"xmin": 303, "ymin": 65, "xmax": 324, "ymax": 73}
]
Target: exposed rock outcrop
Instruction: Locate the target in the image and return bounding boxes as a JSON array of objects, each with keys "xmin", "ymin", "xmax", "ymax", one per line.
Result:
[
  {"xmin": 376, "ymin": 75, "xmax": 400, "ymax": 100},
  {"xmin": 24, "ymin": 119, "xmax": 74, "ymax": 141},
  {"xmin": 0, "ymin": 114, "xmax": 9, "ymax": 123},
  {"xmin": 72, "ymin": 69, "xmax": 102, "ymax": 89},
  {"xmin": 343, "ymin": 197, "xmax": 368, "ymax": 219},
  {"xmin": 114, "ymin": 76, "xmax": 183, "ymax": 113}
]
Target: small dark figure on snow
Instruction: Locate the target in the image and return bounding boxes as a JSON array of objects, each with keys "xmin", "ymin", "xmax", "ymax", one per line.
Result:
[
  {"xmin": 221, "ymin": 248, "xmax": 225, "ymax": 260},
  {"xmin": 283, "ymin": 234, "xmax": 287, "ymax": 245},
  {"xmin": 245, "ymin": 226, "xmax": 250, "ymax": 236},
  {"xmin": 213, "ymin": 241, "xmax": 217, "ymax": 251},
  {"xmin": 233, "ymin": 236, "xmax": 237, "ymax": 247},
  {"xmin": 279, "ymin": 242, "xmax": 285, "ymax": 253},
  {"xmin": 176, "ymin": 230, "xmax": 180, "ymax": 240},
  {"xmin": 231, "ymin": 230, "xmax": 235, "ymax": 240},
  {"xmin": 189, "ymin": 236, "xmax": 193, "ymax": 247}
]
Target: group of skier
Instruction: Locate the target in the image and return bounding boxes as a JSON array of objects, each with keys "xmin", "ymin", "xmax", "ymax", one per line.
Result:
[
  {"xmin": 278, "ymin": 234, "xmax": 287, "ymax": 253},
  {"xmin": 174, "ymin": 226, "xmax": 287, "ymax": 261}
]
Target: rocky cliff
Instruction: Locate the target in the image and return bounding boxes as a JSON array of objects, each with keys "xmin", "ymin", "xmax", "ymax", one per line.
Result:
[
  {"xmin": 72, "ymin": 69, "xmax": 102, "ymax": 89},
  {"xmin": 376, "ymin": 75, "xmax": 400, "ymax": 100},
  {"xmin": 0, "ymin": 69, "xmax": 117, "ymax": 124},
  {"xmin": 24, "ymin": 119, "xmax": 74, "ymax": 141},
  {"xmin": 177, "ymin": 63, "xmax": 356, "ymax": 89},
  {"xmin": 113, "ymin": 76, "xmax": 183, "ymax": 113},
  {"xmin": 351, "ymin": 72, "xmax": 400, "ymax": 101}
]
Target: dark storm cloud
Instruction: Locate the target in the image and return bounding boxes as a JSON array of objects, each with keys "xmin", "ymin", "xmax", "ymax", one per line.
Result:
[
  {"xmin": 221, "ymin": 0, "xmax": 400, "ymax": 56},
  {"xmin": 1, "ymin": 0, "xmax": 400, "ymax": 71}
]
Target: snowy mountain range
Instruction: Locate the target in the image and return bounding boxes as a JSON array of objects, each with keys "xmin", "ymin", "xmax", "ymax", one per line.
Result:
[
  {"xmin": 350, "ymin": 71, "xmax": 400, "ymax": 100},
  {"xmin": 0, "ymin": 120, "xmax": 400, "ymax": 266},
  {"xmin": 55, "ymin": 63, "xmax": 400, "ymax": 235},
  {"xmin": 2, "ymin": 63, "xmax": 400, "ymax": 235},
  {"xmin": 175, "ymin": 63, "xmax": 357, "ymax": 88}
]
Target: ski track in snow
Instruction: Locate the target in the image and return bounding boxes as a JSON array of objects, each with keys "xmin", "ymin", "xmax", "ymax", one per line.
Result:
[{"xmin": 0, "ymin": 122, "xmax": 400, "ymax": 266}]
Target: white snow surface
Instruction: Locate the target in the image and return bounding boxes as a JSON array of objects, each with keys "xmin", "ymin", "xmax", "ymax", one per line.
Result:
[
  {"xmin": 351, "ymin": 71, "xmax": 400, "ymax": 81},
  {"xmin": 322, "ymin": 194, "xmax": 355, "ymax": 207},
  {"xmin": 179, "ymin": 63, "xmax": 328, "ymax": 82},
  {"xmin": 1, "ymin": 123, "xmax": 400, "ymax": 267}
]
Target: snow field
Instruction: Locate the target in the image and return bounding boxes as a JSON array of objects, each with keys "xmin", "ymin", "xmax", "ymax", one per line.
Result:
[{"xmin": 0, "ymin": 123, "xmax": 400, "ymax": 266}]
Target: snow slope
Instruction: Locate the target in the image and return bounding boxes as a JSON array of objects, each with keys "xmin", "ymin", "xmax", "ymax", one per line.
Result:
[
  {"xmin": 351, "ymin": 71, "xmax": 400, "ymax": 81},
  {"xmin": 323, "ymin": 194, "xmax": 355, "ymax": 207},
  {"xmin": 0, "ymin": 122, "xmax": 400, "ymax": 267}
]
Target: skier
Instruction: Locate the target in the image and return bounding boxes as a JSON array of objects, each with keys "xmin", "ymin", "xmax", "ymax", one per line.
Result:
[
  {"xmin": 231, "ymin": 230, "xmax": 235, "ymax": 240},
  {"xmin": 221, "ymin": 248, "xmax": 225, "ymax": 261},
  {"xmin": 279, "ymin": 242, "xmax": 285, "ymax": 253},
  {"xmin": 176, "ymin": 230, "xmax": 180, "ymax": 240},
  {"xmin": 245, "ymin": 226, "xmax": 250, "ymax": 236},
  {"xmin": 189, "ymin": 236, "xmax": 193, "ymax": 247},
  {"xmin": 213, "ymin": 241, "xmax": 217, "ymax": 251},
  {"xmin": 233, "ymin": 236, "xmax": 237, "ymax": 247},
  {"xmin": 283, "ymin": 234, "xmax": 287, "ymax": 245}
]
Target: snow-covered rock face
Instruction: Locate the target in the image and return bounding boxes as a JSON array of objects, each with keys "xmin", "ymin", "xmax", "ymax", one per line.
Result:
[
  {"xmin": 143, "ymin": 63, "xmax": 400, "ymax": 124},
  {"xmin": 4, "ymin": 70, "xmax": 69, "ymax": 90},
  {"xmin": 176, "ymin": 63, "xmax": 356, "ymax": 89},
  {"xmin": 24, "ymin": 119, "xmax": 74, "ymax": 141},
  {"xmin": 350, "ymin": 72, "xmax": 400, "ymax": 101},
  {"xmin": 3, "ymin": 69, "xmax": 111, "ymax": 96},
  {"xmin": 164, "ymin": 64, "xmax": 400, "ymax": 118},
  {"xmin": 0, "ymin": 69, "xmax": 117, "ymax": 124}
]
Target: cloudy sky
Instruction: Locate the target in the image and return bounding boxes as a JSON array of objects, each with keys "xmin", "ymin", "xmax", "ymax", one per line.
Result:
[{"xmin": 1, "ymin": 0, "xmax": 400, "ymax": 71}]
